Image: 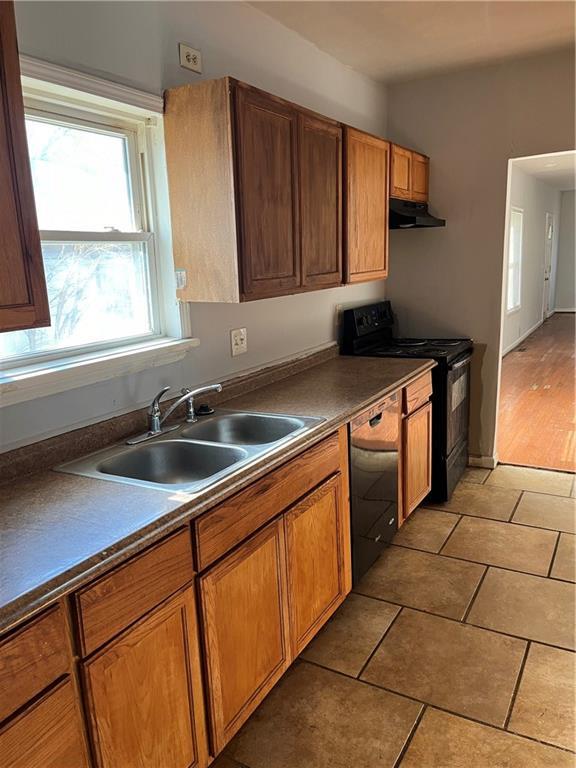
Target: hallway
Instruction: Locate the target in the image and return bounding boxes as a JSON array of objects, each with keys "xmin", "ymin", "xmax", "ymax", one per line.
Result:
[{"xmin": 498, "ymin": 313, "xmax": 576, "ymax": 472}]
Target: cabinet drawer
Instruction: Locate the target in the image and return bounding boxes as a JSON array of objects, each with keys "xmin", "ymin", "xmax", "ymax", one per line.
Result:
[
  {"xmin": 0, "ymin": 605, "xmax": 69, "ymax": 722},
  {"xmin": 194, "ymin": 432, "xmax": 340, "ymax": 571},
  {"xmin": 403, "ymin": 371, "xmax": 433, "ymax": 415},
  {"xmin": 76, "ymin": 528, "xmax": 194, "ymax": 656},
  {"xmin": 0, "ymin": 680, "xmax": 89, "ymax": 768}
]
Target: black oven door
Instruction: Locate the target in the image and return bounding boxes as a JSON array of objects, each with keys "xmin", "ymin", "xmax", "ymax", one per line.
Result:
[{"xmin": 446, "ymin": 352, "xmax": 473, "ymax": 458}]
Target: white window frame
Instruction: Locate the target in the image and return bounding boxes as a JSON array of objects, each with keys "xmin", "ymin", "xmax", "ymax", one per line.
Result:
[
  {"xmin": 0, "ymin": 59, "xmax": 199, "ymax": 408},
  {"xmin": 506, "ymin": 207, "xmax": 523, "ymax": 314}
]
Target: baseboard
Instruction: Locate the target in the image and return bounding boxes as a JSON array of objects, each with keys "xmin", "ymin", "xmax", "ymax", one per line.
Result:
[
  {"xmin": 554, "ymin": 308, "xmax": 576, "ymax": 313},
  {"xmin": 468, "ymin": 455, "xmax": 498, "ymax": 469},
  {"xmin": 502, "ymin": 317, "xmax": 544, "ymax": 356}
]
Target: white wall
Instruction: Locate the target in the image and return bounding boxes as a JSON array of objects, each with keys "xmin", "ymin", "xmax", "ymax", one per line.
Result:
[
  {"xmin": 1, "ymin": 1, "xmax": 389, "ymax": 453},
  {"xmin": 501, "ymin": 167, "xmax": 561, "ymax": 354},
  {"xmin": 555, "ymin": 191, "xmax": 576, "ymax": 311},
  {"xmin": 385, "ymin": 46, "xmax": 575, "ymax": 461}
]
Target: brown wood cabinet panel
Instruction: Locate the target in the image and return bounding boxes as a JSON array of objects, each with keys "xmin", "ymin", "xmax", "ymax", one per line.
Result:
[
  {"xmin": 285, "ymin": 474, "xmax": 348, "ymax": 655},
  {"xmin": 200, "ymin": 518, "xmax": 291, "ymax": 753},
  {"xmin": 390, "ymin": 144, "xmax": 412, "ymax": 200},
  {"xmin": 403, "ymin": 401, "xmax": 432, "ymax": 518},
  {"xmin": 411, "ymin": 152, "xmax": 429, "ymax": 202},
  {"xmin": 345, "ymin": 128, "xmax": 389, "ymax": 283},
  {"xmin": 0, "ymin": 1, "xmax": 49, "ymax": 332},
  {"xmin": 84, "ymin": 587, "xmax": 208, "ymax": 768},
  {"xmin": 337, "ymin": 425, "xmax": 353, "ymax": 594},
  {"xmin": 164, "ymin": 78, "xmax": 240, "ymax": 303},
  {"xmin": 0, "ymin": 680, "xmax": 89, "ymax": 768},
  {"xmin": 194, "ymin": 431, "xmax": 340, "ymax": 570},
  {"xmin": 235, "ymin": 84, "xmax": 300, "ymax": 299},
  {"xmin": 76, "ymin": 528, "xmax": 193, "ymax": 656},
  {"xmin": 403, "ymin": 371, "xmax": 433, "ymax": 415},
  {"xmin": 0, "ymin": 605, "xmax": 69, "ymax": 722},
  {"xmin": 299, "ymin": 113, "xmax": 342, "ymax": 288}
]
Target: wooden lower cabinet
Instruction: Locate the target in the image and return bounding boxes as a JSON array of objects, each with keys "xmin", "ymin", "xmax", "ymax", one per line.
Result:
[
  {"xmin": 199, "ymin": 462, "xmax": 351, "ymax": 755},
  {"xmin": 0, "ymin": 680, "xmax": 89, "ymax": 768},
  {"xmin": 199, "ymin": 518, "xmax": 291, "ymax": 754},
  {"xmin": 284, "ymin": 474, "xmax": 347, "ymax": 656},
  {"xmin": 83, "ymin": 587, "xmax": 209, "ymax": 768},
  {"xmin": 402, "ymin": 401, "xmax": 432, "ymax": 518}
]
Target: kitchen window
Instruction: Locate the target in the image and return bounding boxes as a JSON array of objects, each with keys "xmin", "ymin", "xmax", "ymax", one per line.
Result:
[
  {"xmin": 506, "ymin": 207, "xmax": 523, "ymax": 313},
  {"xmin": 0, "ymin": 104, "xmax": 161, "ymax": 364}
]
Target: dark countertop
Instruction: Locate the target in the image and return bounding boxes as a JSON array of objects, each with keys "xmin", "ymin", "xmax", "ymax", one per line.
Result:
[{"xmin": 0, "ymin": 355, "xmax": 434, "ymax": 634}]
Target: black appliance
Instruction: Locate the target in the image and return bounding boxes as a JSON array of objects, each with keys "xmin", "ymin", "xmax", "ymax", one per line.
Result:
[
  {"xmin": 341, "ymin": 301, "xmax": 473, "ymax": 504},
  {"xmin": 349, "ymin": 393, "xmax": 400, "ymax": 583},
  {"xmin": 389, "ymin": 198, "xmax": 446, "ymax": 229}
]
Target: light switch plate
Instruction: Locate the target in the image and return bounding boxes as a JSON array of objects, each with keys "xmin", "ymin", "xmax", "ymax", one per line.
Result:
[
  {"xmin": 179, "ymin": 44, "xmax": 202, "ymax": 74},
  {"xmin": 230, "ymin": 327, "xmax": 247, "ymax": 357}
]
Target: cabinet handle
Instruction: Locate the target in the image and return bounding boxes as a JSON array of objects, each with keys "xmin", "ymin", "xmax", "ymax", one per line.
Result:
[{"xmin": 369, "ymin": 413, "xmax": 383, "ymax": 428}]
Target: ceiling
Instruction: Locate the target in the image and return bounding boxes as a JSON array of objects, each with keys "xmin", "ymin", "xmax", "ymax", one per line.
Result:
[
  {"xmin": 250, "ymin": 1, "xmax": 575, "ymax": 83},
  {"xmin": 514, "ymin": 152, "xmax": 576, "ymax": 190}
]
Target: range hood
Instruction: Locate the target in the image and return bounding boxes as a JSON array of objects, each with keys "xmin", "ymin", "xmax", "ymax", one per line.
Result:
[{"xmin": 389, "ymin": 198, "xmax": 446, "ymax": 229}]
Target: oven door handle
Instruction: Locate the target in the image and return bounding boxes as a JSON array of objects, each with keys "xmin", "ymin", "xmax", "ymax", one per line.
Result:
[{"xmin": 448, "ymin": 352, "xmax": 473, "ymax": 371}]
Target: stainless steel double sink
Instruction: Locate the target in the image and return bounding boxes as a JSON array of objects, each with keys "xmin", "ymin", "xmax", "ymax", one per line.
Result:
[{"xmin": 58, "ymin": 411, "xmax": 324, "ymax": 493}]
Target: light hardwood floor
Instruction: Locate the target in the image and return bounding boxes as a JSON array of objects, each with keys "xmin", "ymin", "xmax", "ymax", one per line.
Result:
[{"xmin": 498, "ymin": 313, "xmax": 575, "ymax": 472}]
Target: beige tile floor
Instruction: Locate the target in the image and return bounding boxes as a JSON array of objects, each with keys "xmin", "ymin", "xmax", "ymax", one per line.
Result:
[{"xmin": 218, "ymin": 465, "xmax": 576, "ymax": 768}]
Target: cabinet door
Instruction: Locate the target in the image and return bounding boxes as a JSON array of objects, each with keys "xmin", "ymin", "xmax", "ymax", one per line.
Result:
[
  {"xmin": 0, "ymin": 680, "xmax": 89, "ymax": 768},
  {"xmin": 411, "ymin": 153, "xmax": 429, "ymax": 202},
  {"xmin": 345, "ymin": 128, "xmax": 389, "ymax": 283},
  {"xmin": 0, "ymin": 2, "xmax": 49, "ymax": 332},
  {"xmin": 390, "ymin": 144, "xmax": 412, "ymax": 199},
  {"xmin": 285, "ymin": 474, "xmax": 348, "ymax": 656},
  {"xmin": 84, "ymin": 588, "xmax": 209, "ymax": 768},
  {"xmin": 403, "ymin": 402, "xmax": 432, "ymax": 518},
  {"xmin": 299, "ymin": 113, "xmax": 342, "ymax": 288},
  {"xmin": 235, "ymin": 84, "xmax": 300, "ymax": 299},
  {"xmin": 200, "ymin": 518, "xmax": 291, "ymax": 754}
]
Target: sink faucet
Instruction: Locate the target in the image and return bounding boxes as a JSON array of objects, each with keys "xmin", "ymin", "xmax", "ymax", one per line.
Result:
[
  {"xmin": 160, "ymin": 384, "xmax": 223, "ymax": 426},
  {"xmin": 127, "ymin": 383, "xmax": 222, "ymax": 445}
]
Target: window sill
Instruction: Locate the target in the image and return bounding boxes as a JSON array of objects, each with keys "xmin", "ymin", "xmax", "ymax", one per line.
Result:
[{"xmin": 0, "ymin": 337, "xmax": 200, "ymax": 408}]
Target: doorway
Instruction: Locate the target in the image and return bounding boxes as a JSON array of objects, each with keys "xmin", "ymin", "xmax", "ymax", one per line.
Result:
[
  {"xmin": 496, "ymin": 150, "xmax": 576, "ymax": 473},
  {"xmin": 542, "ymin": 212, "xmax": 555, "ymax": 320}
]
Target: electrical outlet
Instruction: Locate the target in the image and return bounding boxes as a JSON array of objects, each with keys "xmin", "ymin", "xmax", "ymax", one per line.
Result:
[
  {"xmin": 230, "ymin": 327, "xmax": 247, "ymax": 357},
  {"xmin": 179, "ymin": 44, "xmax": 202, "ymax": 74}
]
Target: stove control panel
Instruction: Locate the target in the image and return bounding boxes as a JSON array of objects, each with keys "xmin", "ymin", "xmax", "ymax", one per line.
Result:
[{"xmin": 351, "ymin": 302, "xmax": 393, "ymax": 337}]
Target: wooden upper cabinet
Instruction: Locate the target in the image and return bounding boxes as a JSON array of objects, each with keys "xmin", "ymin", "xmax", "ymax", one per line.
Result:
[
  {"xmin": 345, "ymin": 127, "xmax": 389, "ymax": 283},
  {"xmin": 298, "ymin": 113, "xmax": 342, "ymax": 288},
  {"xmin": 235, "ymin": 84, "xmax": 300, "ymax": 299},
  {"xmin": 390, "ymin": 144, "xmax": 412, "ymax": 199},
  {"xmin": 164, "ymin": 78, "xmax": 343, "ymax": 302},
  {"xmin": 199, "ymin": 518, "xmax": 291, "ymax": 754},
  {"xmin": 0, "ymin": 1, "xmax": 50, "ymax": 332},
  {"xmin": 83, "ymin": 587, "xmax": 209, "ymax": 768},
  {"xmin": 411, "ymin": 152, "xmax": 429, "ymax": 202},
  {"xmin": 391, "ymin": 144, "xmax": 430, "ymax": 203},
  {"xmin": 284, "ymin": 474, "xmax": 348, "ymax": 656}
]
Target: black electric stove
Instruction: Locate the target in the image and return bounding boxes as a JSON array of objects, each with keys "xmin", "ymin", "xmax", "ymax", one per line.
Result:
[{"xmin": 341, "ymin": 301, "xmax": 473, "ymax": 501}]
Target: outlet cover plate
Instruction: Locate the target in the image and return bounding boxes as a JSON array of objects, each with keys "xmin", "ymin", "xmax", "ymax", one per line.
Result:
[
  {"xmin": 179, "ymin": 44, "xmax": 202, "ymax": 74},
  {"xmin": 230, "ymin": 327, "xmax": 247, "ymax": 357}
]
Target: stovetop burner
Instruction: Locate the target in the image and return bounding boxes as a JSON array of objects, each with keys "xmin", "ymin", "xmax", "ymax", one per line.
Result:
[{"xmin": 394, "ymin": 339, "xmax": 428, "ymax": 347}]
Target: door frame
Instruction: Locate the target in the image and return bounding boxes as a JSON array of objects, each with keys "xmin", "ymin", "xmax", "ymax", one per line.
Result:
[
  {"xmin": 542, "ymin": 211, "xmax": 556, "ymax": 321},
  {"xmin": 493, "ymin": 150, "xmax": 571, "ymax": 468}
]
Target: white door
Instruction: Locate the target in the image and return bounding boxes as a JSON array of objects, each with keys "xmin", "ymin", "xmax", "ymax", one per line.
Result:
[{"xmin": 542, "ymin": 213, "xmax": 555, "ymax": 319}]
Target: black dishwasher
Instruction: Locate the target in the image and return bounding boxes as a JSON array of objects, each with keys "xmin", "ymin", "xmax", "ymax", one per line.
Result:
[{"xmin": 349, "ymin": 392, "xmax": 400, "ymax": 584}]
